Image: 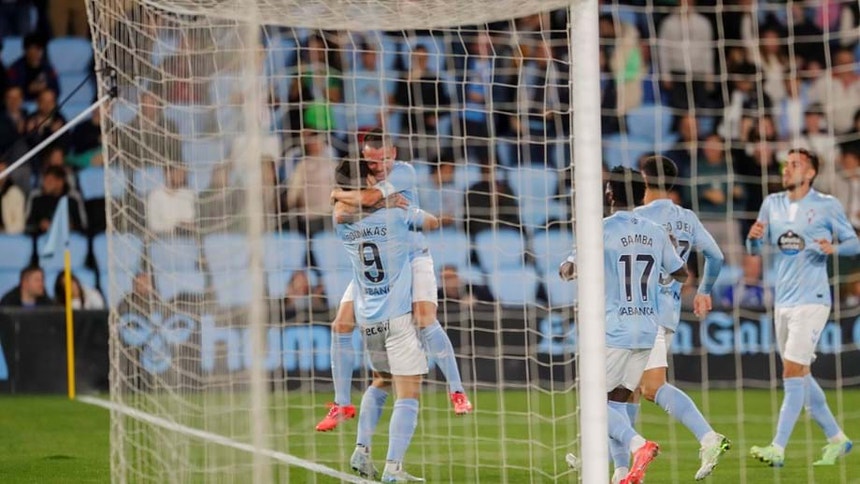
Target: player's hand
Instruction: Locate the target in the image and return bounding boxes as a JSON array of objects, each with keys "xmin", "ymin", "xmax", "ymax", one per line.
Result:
[
  {"xmin": 559, "ymin": 261, "xmax": 576, "ymax": 281},
  {"xmin": 388, "ymin": 193, "xmax": 410, "ymax": 209},
  {"xmin": 330, "ymin": 189, "xmax": 343, "ymax": 205},
  {"xmin": 816, "ymin": 238, "xmax": 835, "ymax": 255},
  {"xmin": 693, "ymin": 294, "xmax": 712, "ymax": 318},
  {"xmin": 747, "ymin": 220, "xmax": 766, "ymax": 240}
]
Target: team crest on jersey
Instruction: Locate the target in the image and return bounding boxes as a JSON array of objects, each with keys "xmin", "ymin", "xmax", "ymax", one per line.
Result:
[{"xmin": 777, "ymin": 230, "xmax": 805, "ymax": 255}]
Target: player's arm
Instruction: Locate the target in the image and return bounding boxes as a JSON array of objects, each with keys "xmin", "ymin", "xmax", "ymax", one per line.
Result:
[
  {"xmin": 661, "ymin": 231, "xmax": 688, "ymax": 283},
  {"xmin": 558, "ymin": 251, "xmax": 577, "ymax": 281},
  {"xmin": 331, "ymin": 186, "xmax": 385, "ymax": 207},
  {"xmin": 333, "ymin": 200, "xmax": 362, "ymax": 224},
  {"xmin": 405, "ymin": 206, "xmax": 439, "ymax": 231},
  {"xmin": 746, "ymin": 198, "xmax": 770, "ymax": 255},
  {"xmin": 693, "ymin": 221, "xmax": 724, "ymax": 317},
  {"xmin": 817, "ymin": 201, "xmax": 860, "ymax": 256}
]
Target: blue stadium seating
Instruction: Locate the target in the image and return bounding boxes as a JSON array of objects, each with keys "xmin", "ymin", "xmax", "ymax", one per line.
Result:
[
  {"xmin": 520, "ymin": 199, "xmax": 568, "ymax": 231},
  {"xmin": 626, "ymin": 104, "xmax": 674, "ymax": 143},
  {"xmin": 36, "ymin": 232, "xmax": 88, "ymax": 271},
  {"xmin": 0, "ymin": 271, "xmax": 20, "ymax": 297},
  {"xmin": 508, "ymin": 167, "xmax": 559, "ymax": 201},
  {"xmin": 203, "ymin": 233, "xmax": 249, "ymax": 273},
  {"xmin": 311, "ymin": 231, "xmax": 351, "ymax": 273},
  {"xmin": 602, "ymin": 133, "xmax": 657, "ymax": 170},
  {"xmin": 111, "ymin": 100, "xmax": 137, "ymax": 125},
  {"xmin": 267, "ymin": 269, "xmax": 319, "ymax": 299},
  {"xmin": 211, "ymin": 269, "xmax": 252, "ymax": 308},
  {"xmin": 488, "ymin": 267, "xmax": 539, "ymax": 306},
  {"xmin": 100, "ymin": 270, "xmax": 133, "ymax": 307},
  {"xmin": 150, "ymin": 238, "xmax": 200, "ymax": 274},
  {"xmin": 544, "ymin": 277, "xmax": 577, "ymax": 308},
  {"xmin": 58, "ymin": 72, "xmax": 95, "ymax": 105},
  {"xmin": 2, "ymin": 36, "xmax": 22, "ymax": 67},
  {"xmin": 156, "ymin": 271, "xmax": 206, "ymax": 301},
  {"xmin": 0, "ymin": 234, "xmax": 33, "ymax": 270},
  {"xmin": 531, "ymin": 229, "xmax": 574, "ymax": 275},
  {"xmin": 78, "ymin": 166, "xmax": 106, "ymax": 200},
  {"xmin": 93, "ymin": 232, "xmax": 143, "ymax": 275},
  {"xmin": 163, "ymin": 105, "xmax": 213, "ymax": 139},
  {"xmin": 263, "ymin": 231, "xmax": 307, "ymax": 273},
  {"xmin": 474, "ymin": 228, "xmax": 526, "ymax": 273},
  {"xmin": 321, "ymin": 269, "xmax": 352, "ymax": 308},
  {"xmin": 423, "ymin": 229, "xmax": 470, "ymax": 272},
  {"xmin": 48, "ymin": 37, "xmax": 93, "ymax": 75},
  {"xmin": 181, "ymin": 137, "xmax": 227, "ymax": 166},
  {"xmin": 133, "ymin": 166, "xmax": 166, "ymax": 196}
]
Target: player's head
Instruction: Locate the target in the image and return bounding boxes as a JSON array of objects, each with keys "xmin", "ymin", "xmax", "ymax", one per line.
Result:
[
  {"xmin": 335, "ymin": 158, "xmax": 367, "ymax": 191},
  {"xmin": 640, "ymin": 155, "xmax": 678, "ymax": 193},
  {"xmin": 361, "ymin": 127, "xmax": 396, "ymax": 180},
  {"xmin": 605, "ymin": 166, "xmax": 645, "ymax": 212},
  {"xmin": 782, "ymin": 147, "xmax": 819, "ymax": 191}
]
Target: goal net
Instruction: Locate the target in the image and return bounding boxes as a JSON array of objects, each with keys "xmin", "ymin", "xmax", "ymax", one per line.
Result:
[{"xmin": 87, "ymin": 0, "xmax": 860, "ymax": 481}]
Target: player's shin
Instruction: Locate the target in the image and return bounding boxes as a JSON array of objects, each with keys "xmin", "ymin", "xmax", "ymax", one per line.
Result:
[
  {"xmin": 357, "ymin": 386, "xmax": 389, "ymax": 448},
  {"xmin": 421, "ymin": 320, "xmax": 464, "ymax": 394},
  {"xmin": 331, "ymin": 333, "xmax": 356, "ymax": 406}
]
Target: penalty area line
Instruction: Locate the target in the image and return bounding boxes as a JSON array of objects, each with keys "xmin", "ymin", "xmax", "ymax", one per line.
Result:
[{"xmin": 78, "ymin": 395, "xmax": 373, "ymax": 483}]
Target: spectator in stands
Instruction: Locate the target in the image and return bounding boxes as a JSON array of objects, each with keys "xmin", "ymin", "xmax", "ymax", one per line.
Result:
[
  {"xmin": 657, "ymin": 0, "xmax": 715, "ymax": 109},
  {"xmin": 663, "ymin": 113, "xmax": 699, "ymax": 195},
  {"xmin": 392, "ymin": 44, "xmax": 452, "ymax": 160},
  {"xmin": 795, "ymin": 104, "xmax": 839, "ymax": 194},
  {"xmin": 833, "ymin": 143, "xmax": 860, "ymax": 233},
  {"xmin": 67, "ymin": 105, "xmax": 102, "ymax": 169},
  {"xmin": 284, "ymin": 34, "xmax": 342, "ymax": 141},
  {"xmin": 279, "ymin": 269, "xmax": 327, "ymax": 322},
  {"xmin": 146, "ymin": 164, "xmax": 195, "ymax": 235},
  {"xmin": 752, "ymin": 26, "xmax": 788, "ymax": 105},
  {"xmin": 345, "ymin": 41, "xmax": 391, "ymax": 133},
  {"xmin": 119, "ymin": 92, "xmax": 182, "ymax": 167},
  {"xmin": 776, "ymin": 75, "xmax": 811, "ymax": 140},
  {"xmin": 7, "ymin": 33, "xmax": 58, "ymax": 102},
  {"xmin": 0, "ymin": 264, "xmax": 52, "ymax": 307},
  {"xmin": 599, "ymin": 14, "xmax": 643, "ymax": 117},
  {"xmin": 460, "ymin": 32, "xmax": 499, "ymax": 163},
  {"xmin": 694, "ymin": 134, "xmax": 744, "ymax": 261},
  {"xmin": 719, "ymin": 62, "xmax": 770, "ymax": 142},
  {"xmin": 598, "ymin": 46, "xmax": 620, "ymax": 137},
  {"xmin": 196, "ymin": 162, "xmax": 244, "ymax": 234},
  {"xmin": 0, "ymin": 1, "xmax": 30, "ymax": 38},
  {"xmin": 54, "ymin": 272, "xmax": 105, "ymax": 310},
  {"xmin": 809, "ymin": 48, "xmax": 860, "ymax": 134},
  {"xmin": 841, "ymin": 279, "xmax": 860, "ymax": 309},
  {"xmin": 25, "ymin": 88, "xmax": 65, "ymax": 148},
  {"xmin": 117, "ymin": 271, "xmax": 161, "ymax": 315},
  {"xmin": 49, "ymin": 0, "xmax": 87, "ymax": 37},
  {"xmin": 0, "ymin": 159, "xmax": 24, "ymax": 234},
  {"xmin": 513, "ymin": 38, "xmax": 567, "ymax": 167},
  {"xmin": 463, "ymin": 165, "xmax": 520, "ymax": 237},
  {"xmin": 736, "ymin": 127, "xmax": 781, "ymax": 236},
  {"xmin": 0, "ymin": 86, "xmax": 26, "ymax": 153},
  {"xmin": 157, "ymin": 34, "xmax": 217, "ymax": 105},
  {"xmin": 285, "ymin": 132, "xmax": 336, "ymax": 235},
  {"xmin": 786, "ymin": 3, "xmax": 826, "ymax": 68},
  {"xmin": 418, "ymin": 153, "xmax": 462, "ymax": 228},
  {"xmin": 437, "ymin": 264, "xmax": 493, "ymax": 307},
  {"xmin": 717, "ymin": 254, "xmax": 770, "ymax": 310},
  {"xmin": 24, "ymin": 165, "xmax": 86, "ymax": 234}
]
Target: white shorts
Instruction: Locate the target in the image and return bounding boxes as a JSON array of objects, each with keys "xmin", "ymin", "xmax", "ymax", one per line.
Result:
[
  {"xmin": 362, "ymin": 313, "xmax": 428, "ymax": 376},
  {"xmin": 340, "ymin": 255, "xmax": 438, "ymax": 306},
  {"xmin": 644, "ymin": 327, "xmax": 675, "ymax": 371},
  {"xmin": 606, "ymin": 348, "xmax": 651, "ymax": 391},
  {"xmin": 774, "ymin": 304, "xmax": 830, "ymax": 366}
]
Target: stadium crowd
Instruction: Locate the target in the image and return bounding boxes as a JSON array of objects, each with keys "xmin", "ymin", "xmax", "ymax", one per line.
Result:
[{"xmin": 0, "ymin": 1, "xmax": 858, "ymax": 316}]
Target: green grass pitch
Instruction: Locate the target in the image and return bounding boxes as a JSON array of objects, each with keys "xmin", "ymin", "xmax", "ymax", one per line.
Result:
[{"xmin": 2, "ymin": 390, "xmax": 860, "ymax": 483}]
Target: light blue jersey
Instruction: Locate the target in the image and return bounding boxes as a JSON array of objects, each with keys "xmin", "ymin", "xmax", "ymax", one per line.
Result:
[
  {"xmin": 634, "ymin": 199, "xmax": 724, "ymax": 330},
  {"xmin": 748, "ymin": 189, "xmax": 859, "ymax": 308},
  {"xmin": 603, "ymin": 211, "xmax": 685, "ymax": 349},
  {"xmin": 374, "ymin": 161, "xmax": 429, "ymax": 259},
  {"xmin": 337, "ymin": 207, "xmax": 426, "ymax": 324}
]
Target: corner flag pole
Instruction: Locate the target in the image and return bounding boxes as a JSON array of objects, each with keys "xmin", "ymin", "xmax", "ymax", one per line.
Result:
[{"xmin": 64, "ymin": 248, "xmax": 75, "ymax": 399}]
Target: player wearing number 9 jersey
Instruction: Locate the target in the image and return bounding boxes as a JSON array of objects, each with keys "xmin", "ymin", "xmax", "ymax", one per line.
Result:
[{"xmin": 334, "ymin": 158, "xmax": 435, "ymax": 482}]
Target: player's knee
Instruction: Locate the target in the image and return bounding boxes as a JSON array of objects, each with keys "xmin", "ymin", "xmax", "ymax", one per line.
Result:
[
  {"xmin": 782, "ymin": 360, "xmax": 809, "ymax": 379},
  {"xmin": 640, "ymin": 382, "xmax": 661, "ymax": 402},
  {"xmin": 639, "ymin": 369, "xmax": 666, "ymax": 402},
  {"xmin": 412, "ymin": 302, "xmax": 437, "ymax": 327},
  {"xmin": 332, "ymin": 317, "xmax": 355, "ymax": 334},
  {"xmin": 607, "ymin": 387, "xmax": 632, "ymax": 402}
]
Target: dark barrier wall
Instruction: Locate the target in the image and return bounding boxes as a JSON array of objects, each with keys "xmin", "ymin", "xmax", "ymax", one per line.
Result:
[{"xmin": 3, "ymin": 306, "xmax": 860, "ymax": 393}]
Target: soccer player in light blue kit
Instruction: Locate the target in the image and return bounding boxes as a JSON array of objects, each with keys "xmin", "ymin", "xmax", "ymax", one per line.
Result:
[
  {"xmin": 560, "ymin": 167, "xmax": 687, "ymax": 484},
  {"xmin": 333, "ymin": 158, "xmax": 437, "ymax": 482},
  {"xmin": 318, "ymin": 128, "xmax": 471, "ymax": 433},
  {"xmin": 747, "ymin": 148, "xmax": 860, "ymax": 467},
  {"xmin": 626, "ymin": 155, "xmax": 730, "ymax": 481}
]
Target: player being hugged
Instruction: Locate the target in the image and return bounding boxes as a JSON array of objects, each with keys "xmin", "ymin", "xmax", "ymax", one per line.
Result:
[
  {"xmin": 333, "ymin": 158, "xmax": 438, "ymax": 482},
  {"xmin": 747, "ymin": 148, "xmax": 860, "ymax": 467},
  {"xmin": 560, "ymin": 167, "xmax": 687, "ymax": 484},
  {"xmin": 317, "ymin": 128, "xmax": 472, "ymax": 434}
]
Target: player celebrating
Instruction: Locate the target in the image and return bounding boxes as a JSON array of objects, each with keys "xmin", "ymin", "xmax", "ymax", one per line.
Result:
[
  {"xmin": 333, "ymin": 158, "xmax": 436, "ymax": 482},
  {"xmin": 317, "ymin": 128, "xmax": 472, "ymax": 433},
  {"xmin": 560, "ymin": 167, "xmax": 687, "ymax": 484},
  {"xmin": 747, "ymin": 148, "xmax": 859, "ymax": 467},
  {"xmin": 628, "ymin": 155, "xmax": 730, "ymax": 480}
]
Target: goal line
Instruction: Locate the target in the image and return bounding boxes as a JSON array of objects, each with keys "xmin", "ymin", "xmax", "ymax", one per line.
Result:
[{"xmin": 77, "ymin": 396, "xmax": 373, "ymax": 483}]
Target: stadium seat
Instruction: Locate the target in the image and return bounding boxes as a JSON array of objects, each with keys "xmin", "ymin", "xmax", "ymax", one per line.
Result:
[
  {"xmin": 602, "ymin": 133, "xmax": 655, "ymax": 170},
  {"xmin": 36, "ymin": 232, "xmax": 88, "ymax": 271},
  {"xmin": 423, "ymin": 229, "xmax": 470, "ymax": 272},
  {"xmin": 520, "ymin": 199, "xmax": 568, "ymax": 232},
  {"xmin": 150, "ymin": 238, "xmax": 200, "ymax": 274},
  {"xmin": 0, "ymin": 271, "xmax": 20, "ymax": 297},
  {"xmin": 509, "ymin": 167, "xmax": 559, "ymax": 201},
  {"xmin": 311, "ymin": 231, "xmax": 351, "ymax": 273},
  {"xmin": 474, "ymin": 228, "xmax": 526, "ymax": 273},
  {"xmin": 48, "ymin": 37, "xmax": 93, "ymax": 75},
  {"xmin": 263, "ymin": 231, "xmax": 308, "ymax": 273},
  {"xmin": 487, "ymin": 267, "xmax": 539, "ymax": 306},
  {"xmin": 626, "ymin": 104, "xmax": 674, "ymax": 143},
  {"xmin": 321, "ymin": 269, "xmax": 352, "ymax": 308},
  {"xmin": 203, "ymin": 233, "xmax": 249, "ymax": 272},
  {"xmin": 156, "ymin": 271, "xmax": 206, "ymax": 301},
  {"xmin": 2, "ymin": 36, "xmax": 22, "ymax": 67},
  {"xmin": 186, "ymin": 165, "xmax": 214, "ymax": 192},
  {"xmin": 45, "ymin": 268, "xmax": 97, "ymax": 299},
  {"xmin": 78, "ymin": 167, "xmax": 106, "ymax": 200},
  {"xmin": 100, "ymin": 270, "xmax": 133, "ymax": 307},
  {"xmin": 181, "ymin": 139, "xmax": 227, "ymax": 167},
  {"xmin": 133, "ymin": 166, "xmax": 166, "ymax": 196},
  {"xmin": 58, "ymin": 73, "xmax": 95, "ymax": 105},
  {"xmin": 0, "ymin": 234, "xmax": 33, "ymax": 270},
  {"xmin": 93, "ymin": 232, "xmax": 143, "ymax": 276},
  {"xmin": 544, "ymin": 276, "xmax": 577, "ymax": 308},
  {"xmin": 211, "ymin": 269, "xmax": 253, "ymax": 308},
  {"xmin": 453, "ymin": 163, "xmax": 482, "ymax": 190},
  {"xmin": 163, "ymin": 105, "xmax": 213, "ymax": 139},
  {"xmin": 111, "ymin": 100, "xmax": 138, "ymax": 125},
  {"xmin": 531, "ymin": 229, "xmax": 574, "ymax": 275}
]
